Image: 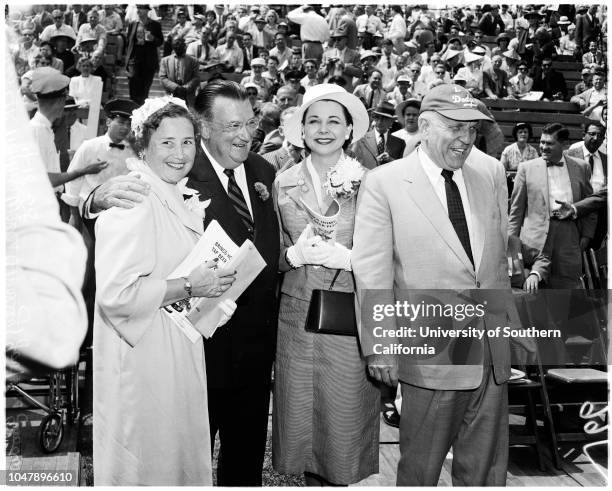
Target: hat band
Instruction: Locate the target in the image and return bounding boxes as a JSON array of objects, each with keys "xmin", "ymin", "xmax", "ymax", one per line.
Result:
[{"xmin": 37, "ymin": 87, "xmax": 68, "ymax": 99}]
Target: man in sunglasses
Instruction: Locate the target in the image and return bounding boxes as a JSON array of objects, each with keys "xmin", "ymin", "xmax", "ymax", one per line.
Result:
[
  {"xmin": 533, "ymin": 57, "xmax": 567, "ymax": 101},
  {"xmin": 39, "ymin": 9, "xmax": 77, "ymax": 43}
]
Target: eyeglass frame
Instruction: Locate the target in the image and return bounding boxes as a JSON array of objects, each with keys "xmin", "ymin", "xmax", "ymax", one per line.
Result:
[{"xmin": 204, "ymin": 116, "xmax": 260, "ymax": 134}]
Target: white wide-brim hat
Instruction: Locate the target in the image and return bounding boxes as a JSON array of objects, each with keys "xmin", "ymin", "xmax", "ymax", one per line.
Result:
[{"xmin": 285, "ymin": 83, "xmax": 369, "ymax": 147}]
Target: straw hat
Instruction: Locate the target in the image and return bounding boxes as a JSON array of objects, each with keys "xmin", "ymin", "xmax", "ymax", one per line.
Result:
[{"xmin": 284, "ymin": 84, "xmax": 369, "ymax": 147}]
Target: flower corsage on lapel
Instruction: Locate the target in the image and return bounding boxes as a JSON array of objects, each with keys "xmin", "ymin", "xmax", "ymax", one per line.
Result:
[
  {"xmin": 177, "ymin": 178, "xmax": 211, "ymax": 219},
  {"xmin": 323, "ymin": 154, "xmax": 365, "ymax": 201},
  {"xmin": 254, "ymin": 181, "xmax": 270, "ymax": 201}
]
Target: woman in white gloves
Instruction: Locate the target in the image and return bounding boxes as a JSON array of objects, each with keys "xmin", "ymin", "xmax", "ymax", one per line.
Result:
[
  {"xmin": 272, "ymin": 84, "xmax": 380, "ymax": 486},
  {"xmin": 93, "ymin": 98, "xmax": 236, "ymax": 485}
]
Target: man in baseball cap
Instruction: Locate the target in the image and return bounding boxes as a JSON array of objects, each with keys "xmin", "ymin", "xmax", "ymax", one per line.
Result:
[{"xmin": 352, "ymin": 81, "xmax": 516, "ymax": 487}]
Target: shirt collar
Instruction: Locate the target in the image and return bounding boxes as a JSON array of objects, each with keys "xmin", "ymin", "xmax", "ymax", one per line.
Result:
[
  {"xmin": 418, "ymin": 146, "xmax": 465, "ymax": 184},
  {"xmin": 32, "ymin": 111, "xmax": 52, "ymax": 129},
  {"xmin": 201, "ymin": 139, "xmax": 245, "ymax": 180}
]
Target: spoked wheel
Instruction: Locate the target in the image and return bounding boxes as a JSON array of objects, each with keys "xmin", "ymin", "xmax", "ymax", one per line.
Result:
[{"xmin": 39, "ymin": 412, "xmax": 64, "ymax": 453}]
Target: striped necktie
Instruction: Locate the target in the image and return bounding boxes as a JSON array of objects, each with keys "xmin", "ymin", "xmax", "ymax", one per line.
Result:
[{"xmin": 224, "ymin": 169, "xmax": 254, "ymax": 237}]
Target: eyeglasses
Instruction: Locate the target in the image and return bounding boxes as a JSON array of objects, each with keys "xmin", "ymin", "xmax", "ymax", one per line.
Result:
[
  {"xmin": 519, "ymin": 67, "xmax": 528, "ymax": 71},
  {"xmin": 542, "ymin": 63, "xmax": 551, "ymax": 68},
  {"xmin": 208, "ymin": 117, "xmax": 259, "ymax": 134}
]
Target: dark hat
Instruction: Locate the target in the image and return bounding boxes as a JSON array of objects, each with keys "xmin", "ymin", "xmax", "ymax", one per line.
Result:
[
  {"xmin": 50, "ymin": 33, "xmax": 76, "ymax": 45},
  {"xmin": 284, "ymin": 69, "xmax": 304, "ymax": 81},
  {"xmin": 30, "ymin": 67, "xmax": 70, "ymax": 99},
  {"xmin": 420, "ymin": 83, "xmax": 492, "ymax": 122},
  {"xmin": 496, "ymin": 32, "xmax": 511, "ymax": 43},
  {"xmin": 104, "ymin": 98, "xmax": 139, "ymax": 118},
  {"xmin": 371, "ymin": 101, "xmax": 397, "ymax": 119},
  {"xmin": 136, "ymin": 4, "xmax": 150, "ymax": 10},
  {"xmin": 254, "ymin": 15, "xmax": 266, "ymax": 23}
]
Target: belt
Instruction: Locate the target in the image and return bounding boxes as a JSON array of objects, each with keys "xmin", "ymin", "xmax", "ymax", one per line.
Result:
[{"xmin": 302, "ymin": 40, "xmax": 322, "ymax": 43}]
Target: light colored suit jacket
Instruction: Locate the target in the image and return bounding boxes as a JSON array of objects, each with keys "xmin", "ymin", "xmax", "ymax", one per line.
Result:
[
  {"xmin": 352, "ymin": 149, "xmax": 513, "ymax": 390},
  {"xmin": 508, "ymin": 155, "xmax": 596, "ymax": 253},
  {"xmin": 159, "ymin": 53, "xmax": 200, "ymax": 105},
  {"xmin": 349, "ymin": 130, "xmax": 406, "ymax": 170}
]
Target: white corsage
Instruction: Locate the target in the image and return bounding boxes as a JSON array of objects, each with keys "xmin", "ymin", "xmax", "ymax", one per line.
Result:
[
  {"xmin": 254, "ymin": 182, "xmax": 270, "ymax": 201},
  {"xmin": 177, "ymin": 178, "xmax": 211, "ymax": 219},
  {"xmin": 323, "ymin": 154, "xmax": 365, "ymax": 200},
  {"xmin": 131, "ymin": 96, "xmax": 188, "ymax": 139}
]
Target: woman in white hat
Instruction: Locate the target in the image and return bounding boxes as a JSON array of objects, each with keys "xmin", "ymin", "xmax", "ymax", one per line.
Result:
[
  {"xmin": 272, "ymin": 84, "xmax": 379, "ymax": 485},
  {"xmin": 455, "ymin": 51, "xmax": 485, "ymax": 97}
]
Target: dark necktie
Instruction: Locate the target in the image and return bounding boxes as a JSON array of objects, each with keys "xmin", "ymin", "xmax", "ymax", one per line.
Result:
[
  {"xmin": 441, "ymin": 169, "xmax": 474, "ymax": 268},
  {"xmin": 377, "ymin": 133, "xmax": 385, "ymax": 156},
  {"xmin": 588, "ymin": 153, "xmax": 595, "ymax": 171},
  {"xmin": 368, "ymin": 89, "xmax": 375, "ymax": 108},
  {"xmin": 546, "ymin": 161, "xmax": 563, "ymax": 167},
  {"xmin": 109, "ymin": 142, "xmax": 125, "ymax": 149},
  {"xmin": 224, "ymin": 169, "xmax": 254, "ymax": 237},
  {"xmin": 387, "ymin": 56, "xmax": 391, "ymax": 69}
]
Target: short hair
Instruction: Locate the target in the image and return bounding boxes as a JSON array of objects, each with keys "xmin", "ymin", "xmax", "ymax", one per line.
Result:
[
  {"xmin": 327, "ymin": 75, "xmax": 347, "ymax": 87},
  {"xmin": 512, "ymin": 122, "xmax": 533, "ymax": 140},
  {"xmin": 193, "ymin": 80, "xmax": 249, "ymax": 120},
  {"xmin": 242, "ymin": 31, "xmax": 252, "ymax": 39},
  {"xmin": 268, "ymin": 55, "xmax": 279, "ymax": 65},
  {"xmin": 541, "ymin": 123, "xmax": 569, "ymax": 142},
  {"xmin": 403, "ymin": 99, "xmax": 421, "ymax": 112},
  {"xmin": 274, "ymin": 32, "xmax": 286, "ymax": 40},
  {"xmin": 369, "ymin": 69, "xmax": 383, "ymax": 79},
  {"xmin": 584, "ymin": 121, "xmax": 605, "ymax": 134},
  {"xmin": 77, "ymin": 56, "xmax": 93, "ymax": 69},
  {"xmin": 134, "ymin": 103, "xmax": 200, "ymax": 152}
]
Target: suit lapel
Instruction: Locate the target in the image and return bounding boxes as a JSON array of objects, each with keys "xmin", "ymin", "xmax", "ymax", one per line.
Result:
[
  {"xmin": 534, "ymin": 158, "xmax": 550, "ymax": 212},
  {"xmin": 404, "ymin": 157, "xmax": 474, "ymax": 273},
  {"xmin": 600, "ymin": 152, "xmax": 607, "ymax": 178},
  {"xmin": 364, "ymin": 131, "xmax": 379, "ymax": 163},
  {"xmin": 285, "ymin": 162, "xmax": 323, "ymax": 214},
  {"xmin": 462, "ymin": 163, "xmax": 486, "ymax": 273},
  {"xmin": 565, "ymin": 156, "xmax": 582, "ymax": 202}
]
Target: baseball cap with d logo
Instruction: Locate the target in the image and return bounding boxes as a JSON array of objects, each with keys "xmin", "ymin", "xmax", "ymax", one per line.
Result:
[{"xmin": 420, "ymin": 84, "xmax": 492, "ymax": 122}]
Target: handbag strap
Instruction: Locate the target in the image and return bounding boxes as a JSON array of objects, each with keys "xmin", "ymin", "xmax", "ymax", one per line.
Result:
[{"xmin": 329, "ymin": 269, "xmax": 342, "ymax": 290}]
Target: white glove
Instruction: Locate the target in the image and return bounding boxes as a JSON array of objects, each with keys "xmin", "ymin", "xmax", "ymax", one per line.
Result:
[
  {"xmin": 215, "ymin": 299, "xmax": 237, "ymax": 328},
  {"xmin": 315, "ymin": 241, "xmax": 352, "ymax": 271},
  {"xmin": 286, "ymin": 224, "xmax": 326, "ymax": 267}
]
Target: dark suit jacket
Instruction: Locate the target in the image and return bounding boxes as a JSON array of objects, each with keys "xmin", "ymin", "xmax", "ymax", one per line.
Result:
[
  {"xmin": 159, "ymin": 53, "xmax": 200, "ymax": 105},
  {"xmin": 187, "ymin": 148, "xmax": 280, "ymax": 388},
  {"xmin": 64, "ymin": 10, "xmax": 87, "ymax": 32},
  {"xmin": 575, "ymin": 13, "xmax": 601, "ymax": 51},
  {"xmin": 125, "ymin": 19, "xmax": 163, "ymax": 73},
  {"xmin": 349, "ymin": 130, "xmax": 406, "ymax": 170},
  {"xmin": 532, "ymin": 68, "xmax": 568, "ymax": 101},
  {"xmin": 337, "ymin": 15, "xmax": 358, "ymax": 50},
  {"xmin": 566, "ymin": 147, "xmax": 607, "ymax": 248}
]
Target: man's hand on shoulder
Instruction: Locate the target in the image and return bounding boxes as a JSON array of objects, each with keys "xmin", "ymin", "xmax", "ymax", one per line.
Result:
[
  {"xmin": 90, "ymin": 175, "xmax": 151, "ymax": 213},
  {"xmin": 366, "ymin": 354, "xmax": 399, "ymax": 387}
]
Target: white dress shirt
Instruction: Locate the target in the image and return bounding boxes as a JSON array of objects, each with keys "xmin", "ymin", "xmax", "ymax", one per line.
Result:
[
  {"xmin": 201, "ymin": 141, "xmax": 253, "ymax": 218},
  {"xmin": 63, "ymin": 133, "xmax": 137, "ymax": 212},
  {"xmin": 547, "ymin": 156, "xmax": 573, "ymax": 212},
  {"xmin": 417, "ymin": 147, "xmax": 475, "ymax": 252},
  {"xmin": 40, "ymin": 23, "xmax": 77, "ymax": 42},
  {"xmin": 286, "ymin": 7, "xmax": 330, "ymax": 42},
  {"xmin": 387, "ymin": 13, "xmax": 407, "ymax": 42},
  {"xmin": 580, "ymin": 144, "xmax": 606, "ymax": 193},
  {"xmin": 29, "ymin": 111, "xmax": 62, "ymax": 191}
]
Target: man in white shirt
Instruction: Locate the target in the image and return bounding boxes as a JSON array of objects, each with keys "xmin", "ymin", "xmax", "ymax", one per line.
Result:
[
  {"xmin": 287, "ymin": 5, "xmax": 330, "ymax": 64},
  {"xmin": 64, "ymin": 98, "xmax": 139, "ymax": 214},
  {"xmin": 269, "ymin": 32, "xmax": 292, "ymax": 69},
  {"xmin": 186, "ymin": 26, "xmax": 220, "ymax": 68},
  {"xmin": 356, "ymin": 5, "xmax": 384, "ymax": 50},
  {"xmin": 40, "ymin": 9, "xmax": 77, "ymax": 43},
  {"xmin": 217, "ymin": 33, "xmax": 244, "ymax": 73},
  {"xmin": 376, "ymin": 38, "xmax": 398, "ymax": 89},
  {"xmin": 76, "ymin": 9, "xmax": 107, "ymax": 56},
  {"xmin": 387, "ymin": 5, "xmax": 407, "ymax": 50}
]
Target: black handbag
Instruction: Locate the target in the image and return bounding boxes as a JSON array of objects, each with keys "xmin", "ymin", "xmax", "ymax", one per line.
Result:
[{"xmin": 304, "ymin": 269, "xmax": 357, "ymax": 336}]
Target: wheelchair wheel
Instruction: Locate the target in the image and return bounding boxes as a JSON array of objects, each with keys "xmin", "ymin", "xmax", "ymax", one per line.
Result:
[{"xmin": 40, "ymin": 412, "xmax": 63, "ymax": 453}]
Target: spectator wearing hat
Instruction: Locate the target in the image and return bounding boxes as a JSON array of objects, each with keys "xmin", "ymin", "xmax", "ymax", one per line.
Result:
[
  {"xmin": 14, "ymin": 22, "xmax": 40, "ymax": 77},
  {"xmin": 40, "ymin": 9, "xmax": 77, "ymax": 43},
  {"xmin": 283, "ymin": 70, "xmax": 305, "ymax": 103},
  {"xmin": 186, "ymin": 26, "xmax": 220, "ymax": 69},
  {"xmin": 501, "ymin": 48, "xmax": 520, "ymax": 77},
  {"xmin": 500, "ymin": 122, "xmax": 539, "ymax": 172},
  {"xmin": 575, "ymin": 5, "xmax": 601, "ymax": 55},
  {"xmin": 381, "ymin": 53, "xmax": 411, "ymax": 92},
  {"xmin": 320, "ymin": 31, "xmax": 361, "ymax": 88},
  {"xmin": 184, "ymin": 13, "xmax": 206, "ymax": 45},
  {"xmin": 243, "ymin": 82, "xmax": 262, "ymax": 112},
  {"xmin": 403, "ymin": 40, "xmax": 423, "ymax": 67},
  {"xmin": 246, "ymin": 14, "xmax": 274, "ymax": 53},
  {"xmin": 125, "ymin": 5, "xmax": 163, "ymax": 106},
  {"xmin": 442, "ymin": 48, "xmax": 465, "ymax": 78},
  {"xmin": 29, "ymin": 67, "xmax": 107, "ymax": 196},
  {"xmin": 350, "ymin": 101, "xmax": 406, "ymax": 169},
  {"xmin": 287, "ymin": 6, "xmax": 330, "ymax": 64},
  {"xmin": 241, "ymin": 57, "xmax": 274, "ymax": 101},
  {"xmin": 492, "ymin": 32, "xmax": 511, "ymax": 58},
  {"xmin": 484, "ymin": 55, "xmax": 510, "ymax": 99},
  {"xmin": 406, "ymin": 62, "xmax": 427, "ymax": 100},
  {"xmin": 391, "ymin": 98, "xmax": 421, "ymax": 155},
  {"xmin": 509, "ymin": 60, "xmax": 534, "ymax": 98},
  {"xmin": 387, "ymin": 74, "xmax": 414, "ymax": 106},
  {"xmin": 63, "ymin": 98, "xmax": 139, "ymax": 215},
  {"xmin": 353, "ymin": 69, "xmax": 386, "ymax": 111},
  {"xmin": 574, "ymin": 68, "xmax": 592, "ymax": 96},
  {"xmin": 159, "ymin": 38, "xmax": 200, "ymax": 106},
  {"xmin": 50, "ymin": 33, "xmax": 76, "ymax": 74},
  {"xmin": 533, "ymin": 57, "xmax": 568, "ymax": 101},
  {"xmin": 353, "ymin": 83, "xmax": 516, "ymax": 486},
  {"xmin": 558, "ymin": 19, "xmax": 577, "ymax": 56},
  {"xmin": 76, "ymin": 9, "xmax": 107, "ymax": 57},
  {"xmin": 163, "ymin": 8, "xmax": 191, "ymax": 57},
  {"xmin": 456, "ymin": 51, "xmax": 485, "ymax": 97},
  {"xmin": 331, "ymin": 6, "xmax": 358, "ymax": 50},
  {"xmin": 269, "ymin": 32, "xmax": 292, "ymax": 70}
]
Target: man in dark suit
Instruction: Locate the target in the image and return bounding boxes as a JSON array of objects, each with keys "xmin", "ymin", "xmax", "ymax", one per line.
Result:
[
  {"xmin": 159, "ymin": 38, "xmax": 200, "ymax": 106},
  {"xmin": 125, "ymin": 4, "xmax": 163, "ymax": 105},
  {"xmin": 565, "ymin": 122, "xmax": 607, "ymax": 249},
  {"xmin": 575, "ymin": 5, "xmax": 601, "ymax": 54},
  {"xmin": 509, "ymin": 123, "xmax": 596, "ymax": 289},
  {"xmin": 64, "ymin": 4, "xmax": 88, "ymax": 33},
  {"xmin": 532, "ymin": 57, "xmax": 567, "ymax": 101},
  {"xmin": 349, "ymin": 101, "xmax": 406, "ymax": 169},
  {"xmin": 189, "ymin": 81, "xmax": 280, "ymax": 486},
  {"xmin": 86, "ymin": 81, "xmax": 280, "ymax": 486}
]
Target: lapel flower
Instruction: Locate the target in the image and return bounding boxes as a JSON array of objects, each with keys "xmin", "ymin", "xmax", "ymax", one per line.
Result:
[
  {"xmin": 254, "ymin": 181, "xmax": 270, "ymax": 201},
  {"xmin": 324, "ymin": 153, "xmax": 366, "ymax": 200},
  {"xmin": 177, "ymin": 178, "xmax": 211, "ymax": 219}
]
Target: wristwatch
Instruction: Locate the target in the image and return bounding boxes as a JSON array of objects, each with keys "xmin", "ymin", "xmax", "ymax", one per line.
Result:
[{"xmin": 182, "ymin": 277, "xmax": 193, "ymax": 297}]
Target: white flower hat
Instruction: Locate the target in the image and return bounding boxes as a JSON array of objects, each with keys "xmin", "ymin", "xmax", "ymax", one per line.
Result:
[{"xmin": 284, "ymin": 83, "xmax": 370, "ymax": 147}]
